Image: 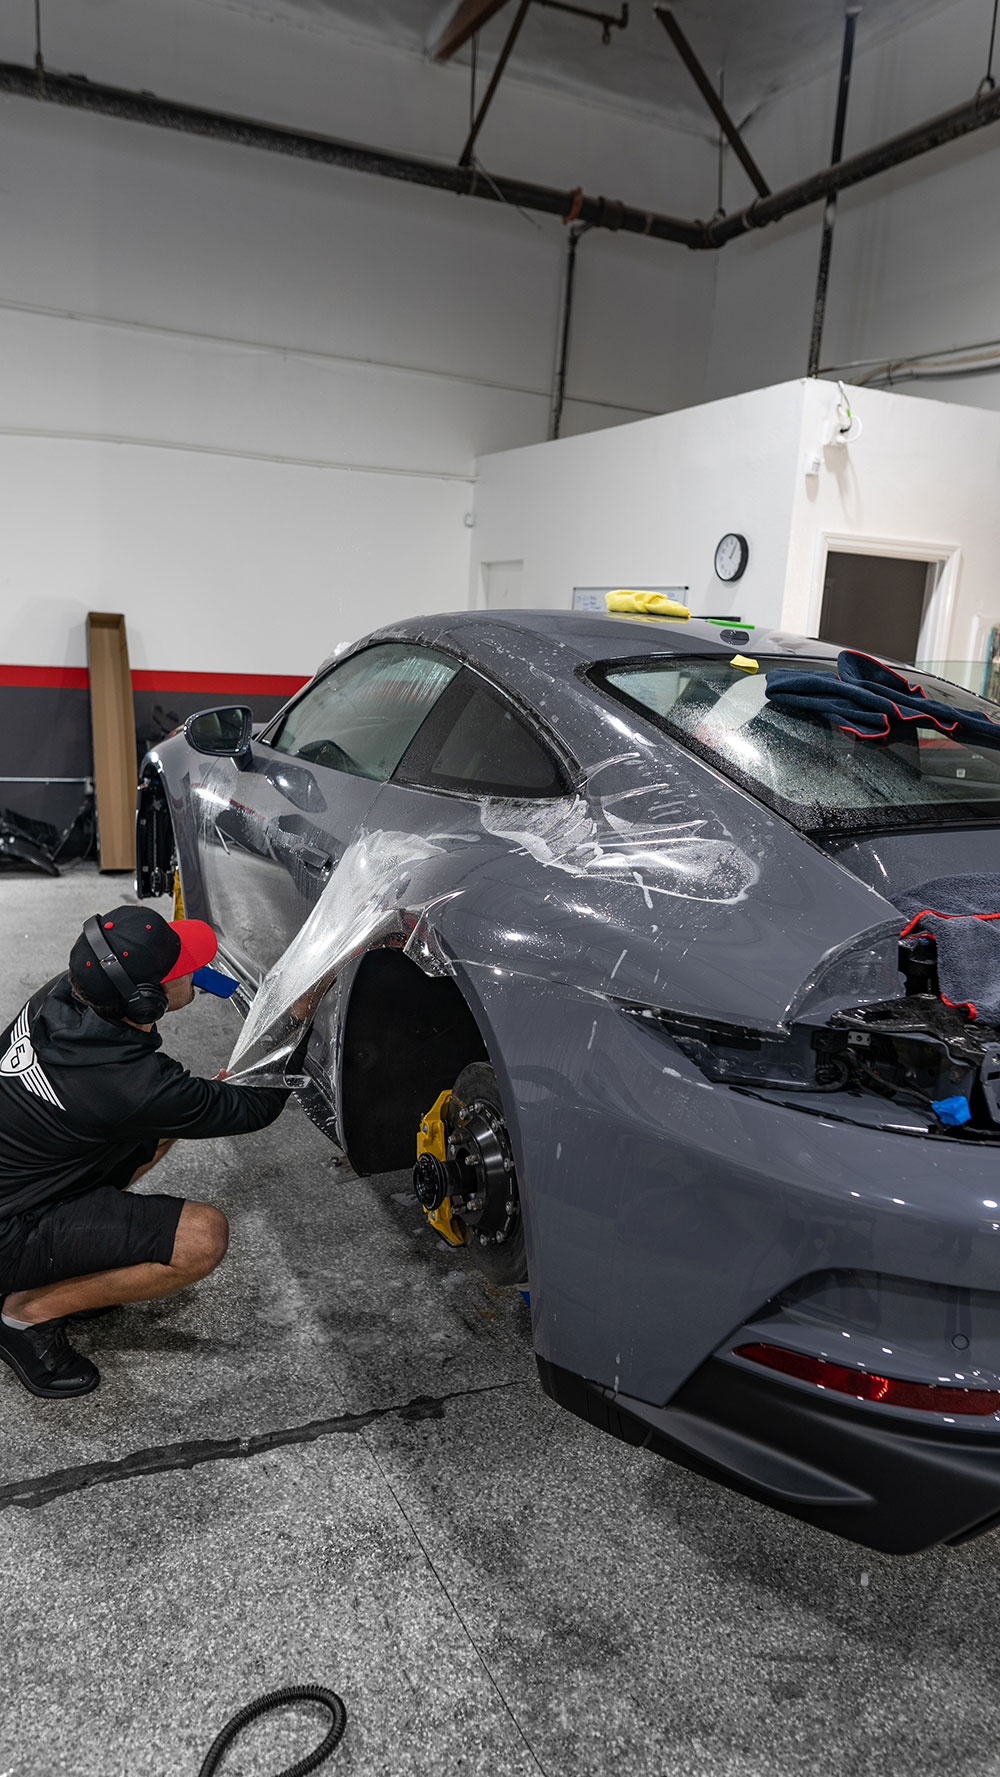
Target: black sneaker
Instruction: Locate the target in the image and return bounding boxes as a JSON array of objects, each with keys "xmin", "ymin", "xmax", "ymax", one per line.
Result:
[{"xmin": 0, "ymin": 1316, "xmax": 100, "ymax": 1398}]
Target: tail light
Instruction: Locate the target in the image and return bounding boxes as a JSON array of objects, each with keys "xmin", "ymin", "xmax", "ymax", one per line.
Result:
[{"xmin": 735, "ymin": 1341, "xmax": 1000, "ymax": 1416}]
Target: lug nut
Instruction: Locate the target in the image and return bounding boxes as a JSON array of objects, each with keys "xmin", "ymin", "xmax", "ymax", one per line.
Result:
[{"xmin": 479, "ymin": 1234, "xmax": 489, "ymax": 1246}]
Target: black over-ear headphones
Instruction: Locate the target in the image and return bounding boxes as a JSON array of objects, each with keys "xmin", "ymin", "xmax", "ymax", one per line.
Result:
[{"xmin": 82, "ymin": 916, "xmax": 169, "ymax": 1024}]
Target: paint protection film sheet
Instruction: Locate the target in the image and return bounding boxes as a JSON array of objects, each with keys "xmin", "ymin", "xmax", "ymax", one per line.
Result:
[{"xmin": 225, "ymin": 829, "xmax": 447, "ymax": 1084}]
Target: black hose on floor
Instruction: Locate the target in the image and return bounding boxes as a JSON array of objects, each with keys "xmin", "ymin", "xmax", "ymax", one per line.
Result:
[{"xmin": 198, "ymin": 1685, "xmax": 347, "ymax": 1776}]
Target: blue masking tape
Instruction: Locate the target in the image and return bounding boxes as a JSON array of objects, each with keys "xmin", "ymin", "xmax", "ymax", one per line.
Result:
[
  {"xmin": 192, "ymin": 965, "xmax": 240, "ymax": 999},
  {"xmin": 932, "ymin": 1095, "xmax": 971, "ymax": 1127}
]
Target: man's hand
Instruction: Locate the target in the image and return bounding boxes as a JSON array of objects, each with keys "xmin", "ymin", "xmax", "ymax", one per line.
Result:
[{"xmin": 215, "ymin": 1068, "xmax": 230, "ymax": 1081}]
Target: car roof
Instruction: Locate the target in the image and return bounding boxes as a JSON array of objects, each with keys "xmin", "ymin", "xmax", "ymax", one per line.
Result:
[{"xmin": 381, "ymin": 608, "xmax": 841, "ymax": 664}]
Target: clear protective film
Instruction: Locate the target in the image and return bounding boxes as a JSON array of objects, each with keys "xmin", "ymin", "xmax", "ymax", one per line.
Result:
[{"xmin": 225, "ymin": 829, "xmax": 447, "ymax": 1085}]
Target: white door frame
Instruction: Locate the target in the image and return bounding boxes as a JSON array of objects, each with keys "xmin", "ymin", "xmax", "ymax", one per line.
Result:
[{"xmin": 807, "ymin": 532, "xmax": 962, "ymax": 663}]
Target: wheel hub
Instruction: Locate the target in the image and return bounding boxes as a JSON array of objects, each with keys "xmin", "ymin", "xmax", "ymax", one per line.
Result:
[{"xmin": 412, "ymin": 1151, "xmax": 458, "ymax": 1211}]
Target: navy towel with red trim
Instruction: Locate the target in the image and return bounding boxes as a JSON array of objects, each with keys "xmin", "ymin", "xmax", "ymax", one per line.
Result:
[
  {"xmin": 765, "ymin": 650, "xmax": 1000, "ymax": 747},
  {"xmin": 895, "ymin": 875, "xmax": 1000, "ymax": 1025}
]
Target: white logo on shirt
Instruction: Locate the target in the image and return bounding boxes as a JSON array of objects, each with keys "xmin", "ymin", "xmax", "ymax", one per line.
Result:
[
  {"xmin": 0, "ymin": 1035, "xmax": 33, "ymax": 1075},
  {"xmin": 0, "ymin": 1005, "xmax": 65, "ymax": 1109}
]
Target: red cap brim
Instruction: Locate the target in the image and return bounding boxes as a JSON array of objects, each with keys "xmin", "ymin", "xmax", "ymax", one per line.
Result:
[{"xmin": 163, "ymin": 918, "xmax": 218, "ymax": 981}]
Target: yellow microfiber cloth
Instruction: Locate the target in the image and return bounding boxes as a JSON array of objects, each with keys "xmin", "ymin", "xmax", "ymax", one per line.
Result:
[
  {"xmin": 729, "ymin": 654, "xmax": 758, "ymax": 671},
  {"xmin": 605, "ymin": 590, "xmax": 690, "ymax": 618}
]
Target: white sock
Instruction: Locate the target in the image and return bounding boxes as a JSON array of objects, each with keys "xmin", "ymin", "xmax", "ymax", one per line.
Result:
[{"xmin": 1, "ymin": 1311, "xmax": 33, "ymax": 1331}]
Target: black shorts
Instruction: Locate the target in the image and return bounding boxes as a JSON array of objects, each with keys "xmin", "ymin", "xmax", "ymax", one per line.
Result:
[{"xmin": 0, "ymin": 1151, "xmax": 185, "ymax": 1295}]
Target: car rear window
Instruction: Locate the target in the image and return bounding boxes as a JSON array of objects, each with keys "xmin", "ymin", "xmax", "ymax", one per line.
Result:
[{"xmin": 592, "ymin": 655, "xmax": 1000, "ymax": 836}]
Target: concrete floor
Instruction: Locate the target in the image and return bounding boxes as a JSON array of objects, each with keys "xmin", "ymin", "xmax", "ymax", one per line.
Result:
[{"xmin": 2, "ymin": 867, "xmax": 1000, "ymax": 1776}]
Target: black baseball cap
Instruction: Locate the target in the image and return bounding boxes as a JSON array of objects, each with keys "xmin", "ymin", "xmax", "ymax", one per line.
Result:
[{"xmin": 70, "ymin": 907, "xmax": 217, "ymax": 1005}]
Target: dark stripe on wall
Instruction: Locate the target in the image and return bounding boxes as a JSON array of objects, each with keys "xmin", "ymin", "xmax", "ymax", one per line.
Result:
[{"xmin": 0, "ymin": 668, "xmax": 309, "ymax": 841}]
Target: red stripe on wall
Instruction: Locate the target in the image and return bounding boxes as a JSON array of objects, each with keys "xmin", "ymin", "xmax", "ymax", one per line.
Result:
[
  {"xmin": 0, "ymin": 666, "xmax": 308, "ymax": 694},
  {"xmin": 0, "ymin": 665, "xmax": 90, "ymax": 688},
  {"xmin": 131, "ymin": 671, "xmax": 308, "ymax": 695}
]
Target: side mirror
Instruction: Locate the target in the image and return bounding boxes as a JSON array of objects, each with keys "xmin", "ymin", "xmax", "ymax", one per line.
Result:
[{"xmin": 184, "ymin": 705, "xmax": 253, "ymax": 760}]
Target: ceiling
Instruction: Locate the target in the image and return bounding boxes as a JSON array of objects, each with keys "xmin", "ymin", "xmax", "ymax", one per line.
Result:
[{"xmin": 254, "ymin": 0, "xmax": 952, "ymax": 132}]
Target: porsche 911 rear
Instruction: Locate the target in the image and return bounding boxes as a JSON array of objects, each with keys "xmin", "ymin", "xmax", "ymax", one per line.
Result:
[
  {"xmin": 527, "ymin": 648, "xmax": 1000, "ymax": 1555},
  {"xmin": 138, "ymin": 611, "xmax": 1000, "ymax": 1555}
]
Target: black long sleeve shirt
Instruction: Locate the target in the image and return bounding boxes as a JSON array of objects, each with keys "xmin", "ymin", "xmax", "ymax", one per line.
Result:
[{"xmin": 0, "ymin": 974, "xmax": 288, "ymax": 1218}]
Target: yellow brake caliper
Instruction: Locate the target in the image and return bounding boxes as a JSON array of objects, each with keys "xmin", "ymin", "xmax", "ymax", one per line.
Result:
[{"xmin": 415, "ymin": 1090, "xmax": 465, "ymax": 1247}]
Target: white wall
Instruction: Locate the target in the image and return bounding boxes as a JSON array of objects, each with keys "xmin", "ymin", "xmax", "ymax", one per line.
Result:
[
  {"xmin": 8, "ymin": 0, "xmax": 997, "ymax": 683},
  {"xmin": 705, "ymin": 0, "xmax": 1000, "ymax": 410},
  {"xmin": 785, "ymin": 380, "xmax": 1000, "ymax": 665},
  {"xmin": 0, "ymin": 0, "xmax": 717, "ymax": 677},
  {"xmin": 471, "ymin": 381, "xmax": 806, "ymax": 624},
  {"xmin": 471, "ymin": 378, "xmax": 1000, "ymax": 666}
]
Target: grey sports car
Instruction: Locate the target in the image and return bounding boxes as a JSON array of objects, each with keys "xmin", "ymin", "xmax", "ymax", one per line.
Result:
[{"xmin": 136, "ymin": 611, "xmax": 1000, "ymax": 1554}]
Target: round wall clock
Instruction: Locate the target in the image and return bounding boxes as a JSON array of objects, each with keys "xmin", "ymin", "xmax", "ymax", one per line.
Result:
[{"xmin": 714, "ymin": 533, "xmax": 749, "ymax": 582}]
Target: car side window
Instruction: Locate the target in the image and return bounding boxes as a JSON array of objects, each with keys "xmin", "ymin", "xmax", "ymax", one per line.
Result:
[
  {"xmin": 269, "ymin": 644, "xmax": 459, "ymax": 781},
  {"xmin": 394, "ymin": 668, "xmax": 567, "ymax": 798}
]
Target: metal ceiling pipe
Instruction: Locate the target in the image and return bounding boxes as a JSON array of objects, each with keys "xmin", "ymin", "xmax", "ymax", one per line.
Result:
[
  {"xmin": 806, "ymin": 7, "xmax": 861, "ymax": 378},
  {"xmin": 0, "ymin": 60, "xmax": 702, "ymax": 247},
  {"xmin": 654, "ymin": 6, "xmax": 770, "ymax": 198},
  {"xmin": 704, "ymin": 79, "xmax": 1000, "ymax": 247},
  {"xmin": 549, "ymin": 222, "xmax": 591, "ymax": 439},
  {"xmin": 459, "ymin": 0, "xmax": 532, "ymax": 168}
]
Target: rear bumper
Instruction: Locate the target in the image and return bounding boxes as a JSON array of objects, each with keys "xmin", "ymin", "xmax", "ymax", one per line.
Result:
[{"xmin": 537, "ymin": 1352, "xmax": 1000, "ymax": 1554}]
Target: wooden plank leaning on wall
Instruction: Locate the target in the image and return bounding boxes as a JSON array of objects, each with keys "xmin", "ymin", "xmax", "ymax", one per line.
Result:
[{"xmin": 86, "ymin": 612, "xmax": 137, "ymax": 872}]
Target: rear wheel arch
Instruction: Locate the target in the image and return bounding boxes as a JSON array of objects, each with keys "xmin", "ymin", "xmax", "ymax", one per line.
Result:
[{"xmin": 337, "ymin": 946, "xmax": 491, "ymax": 1176}]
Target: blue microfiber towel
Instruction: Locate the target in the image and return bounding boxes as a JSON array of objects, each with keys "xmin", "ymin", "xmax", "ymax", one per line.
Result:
[
  {"xmin": 895, "ymin": 874, "xmax": 1000, "ymax": 1024},
  {"xmin": 932, "ymin": 1096, "xmax": 972, "ymax": 1127},
  {"xmin": 765, "ymin": 650, "xmax": 1000, "ymax": 748},
  {"xmin": 192, "ymin": 964, "xmax": 240, "ymax": 999}
]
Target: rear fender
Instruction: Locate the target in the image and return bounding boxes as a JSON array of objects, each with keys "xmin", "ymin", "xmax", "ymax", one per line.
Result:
[{"xmin": 464, "ymin": 964, "xmax": 1000, "ymax": 1406}]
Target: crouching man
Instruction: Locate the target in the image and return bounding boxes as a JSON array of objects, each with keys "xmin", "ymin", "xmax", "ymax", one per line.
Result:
[{"xmin": 0, "ymin": 906, "xmax": 287, "ymax": 1399}]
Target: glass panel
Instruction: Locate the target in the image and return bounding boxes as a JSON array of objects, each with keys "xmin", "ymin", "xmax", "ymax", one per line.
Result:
[
  {"xmin": 599, "ymin": 656, "xmax": 1000, "ymax": 835},
  {"xmin": 915, "ymin": 660, "xmax": 988, "ymax": 696},
  {"xmin": 403, "ymin": 676, "xmax": 563, "ymax": 797},
  {"xmin": 271, "ymin": 644, "xmax": 459, "ymax": 782}
]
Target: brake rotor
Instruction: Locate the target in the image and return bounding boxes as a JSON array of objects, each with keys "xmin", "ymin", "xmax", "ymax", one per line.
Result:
[{"xmin": 445, "ymin": 1095, "xmax": 519, "ymax": 1246}]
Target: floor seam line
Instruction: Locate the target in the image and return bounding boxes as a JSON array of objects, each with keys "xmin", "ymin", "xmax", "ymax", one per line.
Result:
[
  {"xmin": 0, "ymin": 1379, "xmax": 525, "ymax": 1512},
  {"xmin": 359, "ymin": 1427, "xmax": 552, "ymax": 1777}
]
